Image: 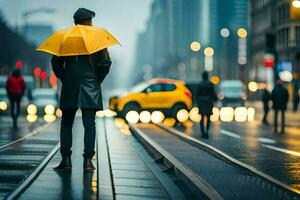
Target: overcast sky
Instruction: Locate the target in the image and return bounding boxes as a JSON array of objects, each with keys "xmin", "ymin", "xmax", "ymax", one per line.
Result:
[{"xmin": 0, "ymin": 0, "xmax": 152, "ymax": 88}]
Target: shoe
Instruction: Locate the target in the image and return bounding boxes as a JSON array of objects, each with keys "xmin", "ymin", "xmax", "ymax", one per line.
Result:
[
  {"xmin": 53, "ymin": 158, "xmax": 72, "ymax": 171},
  {"xmin": 84, "ymin": 158, "xmax": 95, "ymax": 171}
]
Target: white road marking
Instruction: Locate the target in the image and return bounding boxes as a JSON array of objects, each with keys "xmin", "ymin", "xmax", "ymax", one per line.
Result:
[
  {"xmin": 220, "ymin": 129, "xmax": 241, "ymax": 139},
  {"xmin": 257, "ymin": 137, "xmax": 276, "ymax": 144},
  {"xmin": 263, "ymin": 145, "xmax": 300, "ymax": 157}
]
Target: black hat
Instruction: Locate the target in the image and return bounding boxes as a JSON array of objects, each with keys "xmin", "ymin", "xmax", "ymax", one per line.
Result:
[{"xmin": 73, "ymin": 8, "xmax": 95, "ymax": 22}]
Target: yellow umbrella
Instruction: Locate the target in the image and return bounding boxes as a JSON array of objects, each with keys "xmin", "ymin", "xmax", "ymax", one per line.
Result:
[{"xmin": 37, "ymin": 25, "xmax": 120, "ymax": 56}]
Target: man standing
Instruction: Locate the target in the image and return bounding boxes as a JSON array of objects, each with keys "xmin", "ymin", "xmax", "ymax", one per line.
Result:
[
  {"xmin": 271, "ymin": 80, "xmax": 289, "ymax": 133},
  {"xmin": 196, "ymin": 71, "xmax": 217, "ymax": 138},
  {"xmin": 52, "ymin": 8, "xmax": 112, "ymax": 171},
  {"xmin": 261, "ymin": 88, "xmax": 271, "ymax": 125}
]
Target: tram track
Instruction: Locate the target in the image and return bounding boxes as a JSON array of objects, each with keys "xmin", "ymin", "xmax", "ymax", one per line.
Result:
[
  {"xmin": 0, "ymin": 122, "xmax": 59, "ymax": 199},
  {"xmin": 129, "ymin": 123, "xmax": 300, "ymax": 200}
]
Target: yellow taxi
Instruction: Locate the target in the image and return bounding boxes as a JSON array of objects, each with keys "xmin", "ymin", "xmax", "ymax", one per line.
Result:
[{"xmin": 109, "ymin": 78, "xmax": 192, "ymax": 118}]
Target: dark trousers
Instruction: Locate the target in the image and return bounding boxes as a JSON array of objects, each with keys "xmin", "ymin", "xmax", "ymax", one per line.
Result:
[
  {"xmin": 60, "ymin": 108, "xmax": 97, "ymax": 158},
  {"xmin": 274, "ymin": 109, "xmax": 285, "ymax": 133},
  {"xmin": 8, "ymin": 94, "xmax": 22, "ymax": 124},
  {"xmin": 200, "ymin": 115, "xmax": 211, "ymax": 135},
  {"xmin": 262, "ymin": 108, "xmax": 269, "ymax": 123}
]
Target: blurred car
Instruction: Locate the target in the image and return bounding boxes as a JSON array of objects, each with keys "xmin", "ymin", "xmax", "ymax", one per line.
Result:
[
  {"xmin": 218, "ymin": 80, "xmax": 246, "ymax": 107},
  {"xmin": 30, "ymin": 88, "xmax": 59, "ymax": 115},
  {"xmin": 109, "ymin": 78, "xmax": 192, "ymax": 118}
]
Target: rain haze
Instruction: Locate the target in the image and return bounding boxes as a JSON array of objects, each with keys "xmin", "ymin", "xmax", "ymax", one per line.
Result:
[{"xmin": 0, "ymin": 0, "xmax": 152, "ymax": 88}]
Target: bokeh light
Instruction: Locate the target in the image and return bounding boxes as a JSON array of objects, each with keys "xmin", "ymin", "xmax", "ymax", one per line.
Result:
[
  {"xmin": 292, "ymin": 0, "xmax": 300, "ymax": 8},
  {"xmin": 220, "ymin": 107, "xmax": 234, "ymax": 122},
  {"xmin": 125, "ymin": 111, "xmax": 140, "ymax": 124},
  {"xmin": 211, "ymin": 76, "xmax": 220, "ymax": 85},
  {"xmin": 114, "ymin": 118, "xmax": 126, "ymax": 128},
  {"xmin": 151, "ymin": 111, "xmax": 165, "ymax": 124},
  {"xmin": 190, "ymin": 41, "xmax": 201, "ymax": 52},
  {"xmin": 44, "ymin": 114, "xmax": 57, "ymax": 123},
  {"xmin": 189, "ymin": 107, "xmax": 201, "ymax": 122},
  {"xmin": 247, "ymin": 107, "xmax": 256, "ymax": 122},
  {"xmin": 55, "ymin": 109, "xmax": 62, "ymax": 118},
  {"xmin": 26, "ymin": 114, "xmax": 38, "ymax": 123},
  {"xmin": 44, "ymin": 104, "xmax": 55, "ymax": 115},
  {"xmin": 139, "ymin": 111, "xmax": 151, "ymax": 123},
  {"xmin": 210, "ymin": 107, "xmax": 220, "ymax": 122},
  {"xmin": 248, "ymin": 81, "xmax": 258, "ymax": 92},
  {"xmin": 0, "ymin": 101, "xmax": 8, "ymax": 111},
  {"xmin": 204, "ymin": 47, "xmax": 214, "ymax": 57},
  {"xmin": 27, "ymin": 104, "xmax": 38, "ymax": 115},
  {"xmin": 237, "ymin": 28, "xmax": 248, "ymax": 38},
  {"xmin": 220, "ymin": 28, "xmax": 230, "ymax": 38},
  {"xmin": 234, "ymin": 107, "xmax": 248, "ymax": 122},
  {"xmin": 163, "ymin": 118, "xmax": 176, "ymax": 127},
  {"xmin": 176, "ymin": 109, "xmax": 189, "ymax": 123}
]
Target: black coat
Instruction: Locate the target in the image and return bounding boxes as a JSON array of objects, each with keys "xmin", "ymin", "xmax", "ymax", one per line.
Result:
[
  {"xmin": 51, "ymin": 49, "xmax": 112, "ymax": 110},
  {"xmin": 196, "ymin": 80, "xmax": 217, "ymax": 116},
  {"xmin": 271, "ymin": 84, "xmax": 289, "ymax": 110}
]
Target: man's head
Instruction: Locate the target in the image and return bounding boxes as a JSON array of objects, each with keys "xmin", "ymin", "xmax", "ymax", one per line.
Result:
[
  {"xmin": 73, "ymin": 8, "xmax": 95, "ymax": 26},
  {"xmin": 202, "ymin": 71, "xmax": 209, "ymax": 80},
  {"xmin": 12, "ymin": 69, "xmax": 20, "ymax": 77}
]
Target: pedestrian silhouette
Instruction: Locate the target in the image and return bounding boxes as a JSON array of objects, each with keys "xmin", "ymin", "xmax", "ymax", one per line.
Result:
[
  {"xmin": 293, "ymin": 88, "xmax": 299, "ymax": 112},
  {"xmin": 5, "ymin": 69, "xmax": 26, "ymax": 128},
  {"xmin": 271, "ymin": 80, "xmax": 289, "ymax": 133},
  {"xmin": 261, "ymin": 88, "xmax": 271, "ymax": 125},
  {"xmin": 51, "ymin": 8, "xmax": 112, "ymax": 171},
  {"xmin": 196, "ymin": 71, "xmax": 217, "ymax": 138}
]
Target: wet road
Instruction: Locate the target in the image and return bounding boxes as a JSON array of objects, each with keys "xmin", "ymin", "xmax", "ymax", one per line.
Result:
[
  {"xmin": 0, "ymin": 117, "xmax": 44, "ymax": 148},
  {"xmin": 175, "ymin": 121, "xmax": 300, "ymax": 191}
]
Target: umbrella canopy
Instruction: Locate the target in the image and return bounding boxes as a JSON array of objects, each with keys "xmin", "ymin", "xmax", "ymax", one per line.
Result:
[{"xmin": 37, "ymin": 25, "xmax": 120, "ymax": 56}]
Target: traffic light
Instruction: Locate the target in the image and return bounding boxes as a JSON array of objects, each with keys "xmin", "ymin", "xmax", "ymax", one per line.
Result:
[
  {"xmin": 33, "ymin": 67, "xmax": 42, "ymax": 77},
  {"xmin": 15, "ymin": 61, "xmax": 23, "ymax": 68},
  {"xmin": 40, "ymin": 71, "xmax": 47, "ymax": 80},
  {"xmin": 291, "ymin": 0, "xmax": 300, "ymax": 21}
]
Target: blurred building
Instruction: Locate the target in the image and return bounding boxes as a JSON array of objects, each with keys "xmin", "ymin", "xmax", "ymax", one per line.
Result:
[
  {"xmin": 21, "ymin": 24, "xmax": 53, "ymax": 75},
  {"xmin": 250, "ymin": 0, "xmax": 300, "ymax": 85},
  {"xmin": 22, "ymin": 24, "xmax": 53, "ymax": 47},
  {"xmin": 134, "ymin": 0, "xmax": 249, "ymax": 84},
  {"xmin": 214, "ymin": 0, "xmax": 249, "ymax": 80}
]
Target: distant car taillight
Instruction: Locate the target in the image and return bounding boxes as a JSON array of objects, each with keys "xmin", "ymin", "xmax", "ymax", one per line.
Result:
[{"xmin": 184, "ymin": 90, "xmax": 192, "ymax": 98}]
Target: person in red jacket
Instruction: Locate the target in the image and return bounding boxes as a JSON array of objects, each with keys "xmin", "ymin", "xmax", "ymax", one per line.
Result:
[{"xmin": 6, "ymin": 69, "xmax": 26, "ymax": 128}]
